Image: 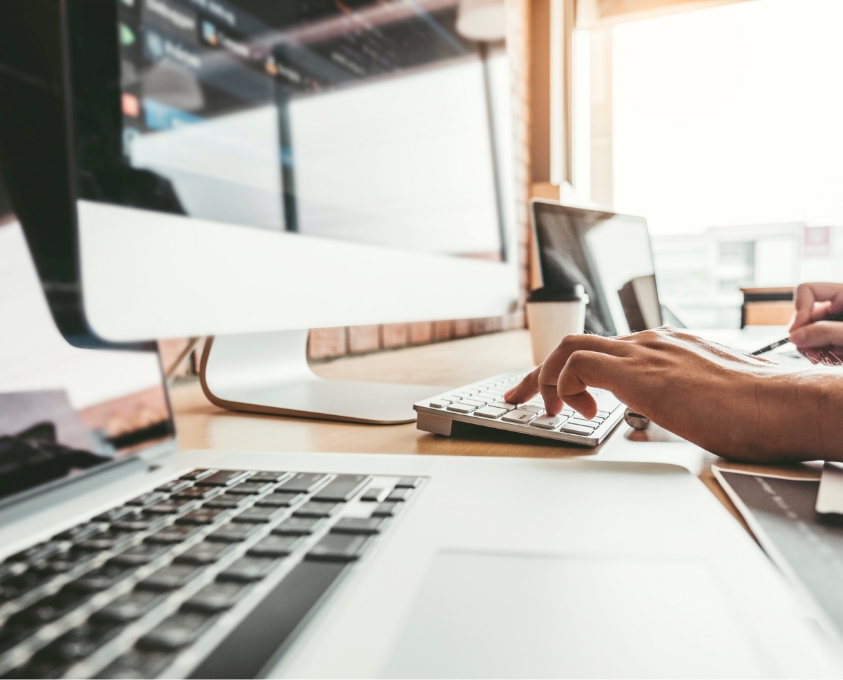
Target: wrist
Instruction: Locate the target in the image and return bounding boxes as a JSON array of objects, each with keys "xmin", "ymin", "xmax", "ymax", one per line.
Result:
[{"xmin": 757, "ymin": 371, "xmax": 843, "ymax": 462}]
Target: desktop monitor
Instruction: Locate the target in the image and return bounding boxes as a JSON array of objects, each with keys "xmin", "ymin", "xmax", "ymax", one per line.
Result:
[{"xmin": 0, "ymin": 0, "xmax": 520, "ymax": 423}]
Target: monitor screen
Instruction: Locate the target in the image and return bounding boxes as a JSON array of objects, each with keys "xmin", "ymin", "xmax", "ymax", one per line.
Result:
[
  {"xmin": 532, "ymin": 202, "xmax": 661, "ymax": 337},
  {"xmin": 0, "ymin": 219, "xmax": 175, "ymax": 505},
  {"xmin": 114, "ymin": 0, "xmax": 508, "ymax": 260}
]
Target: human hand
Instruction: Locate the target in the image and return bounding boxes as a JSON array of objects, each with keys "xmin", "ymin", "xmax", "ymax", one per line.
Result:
[
  {"xmin": 789, "ymin": 282, "xmax": 843, "ymax": 364},
  {"xmin": 504, "ymin": 327, "xmax": 840, "ymax": 462}
]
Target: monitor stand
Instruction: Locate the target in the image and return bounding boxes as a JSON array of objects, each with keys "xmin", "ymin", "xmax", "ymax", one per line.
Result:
[{"xmin": 198, "ymin": 330, "xmax": 446, "ymax": 425}]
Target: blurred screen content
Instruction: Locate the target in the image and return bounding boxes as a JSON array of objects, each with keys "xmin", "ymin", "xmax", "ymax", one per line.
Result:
[{"xmin": 117, "ymin": 0, "xmax": 507, "ymax": 259}]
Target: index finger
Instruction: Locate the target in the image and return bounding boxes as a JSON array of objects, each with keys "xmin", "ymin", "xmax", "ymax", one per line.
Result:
[
  {"xmin": 504, "ymin": 366, "xmax": 541, "ymax": 405},
  {"xmin": 538, "ymin": 334, "xmax": 630, "ymax": 414}
]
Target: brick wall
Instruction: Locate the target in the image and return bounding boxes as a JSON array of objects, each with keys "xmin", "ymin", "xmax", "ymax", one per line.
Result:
[{"xmin": 163, "ymin": 0, "xmax": 534, "ymax": 375}]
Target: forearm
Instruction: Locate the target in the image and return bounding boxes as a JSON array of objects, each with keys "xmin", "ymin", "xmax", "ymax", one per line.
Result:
[{"xmin": 726, "ymin": 370, "xmax": 843, "ymax": 463}]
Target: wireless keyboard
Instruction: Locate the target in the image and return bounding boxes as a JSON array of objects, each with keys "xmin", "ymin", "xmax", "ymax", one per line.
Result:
[
  {"xmin": 0, "ymin": 469, "xmax": 420, "ymax": 679},
  {"xmin": 414, "ymin": 370, "xmax": 625, "ymax": 446}
]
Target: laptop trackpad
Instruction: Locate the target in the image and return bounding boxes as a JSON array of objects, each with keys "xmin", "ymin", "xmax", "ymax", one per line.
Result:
[{"xmin": 384, "ymin": 551, "xmax": 765, "ymax": 678}]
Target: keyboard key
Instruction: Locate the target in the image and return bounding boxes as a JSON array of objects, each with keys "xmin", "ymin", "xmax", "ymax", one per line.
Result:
[
  {"xmin": 112, "ymin": 517, "xmax": 163, "ymax": 532},
  {"xmin": 331, "ymin": 517, "xmax": 390, "ymax": 535},
  {"xmin": 7, "ymin": 541, "xmax": 64, "ymax": 564},
  {"xmin": 146, "ymin": 499, "xmax": 199, "ymax": 515},
  {"xmin": 307, "ymin": 534, "xmax": 370, "ymax": 562},
  {"xmin": 195, "ymin": 470, "xmax": 252, "ymax": 487},
  {"xmin": 234, "ymin": 506, "xmax": 286, "ymax": 523},
  {"xmin": 76, "ymin": 531, "xmax": 135, "ymax": 551},
  {"xmin": 501, "ymin": 409, "xmax": 538, "ymax": 424},
  {"xmin": 68, "ymin": 562, "xmax": 134, "ymax": 592},
  {"xmin": 447, "ymin": 403, "xmax": 476, "ymax": 414},
  {"xmin": 180, "ymin": 469, "xmax": 215, "ymax": 481},
  {"xmin": 56, "ymin": 522, "xmax": 108, "ymax": 542},
  {"xmin": 371, "ymin": 502, "xmax": 403, "ymax": 518},
  {"xmin": 172, "ymin": 486, "xmax": 220, "ymax": 500},
  {"xmin": 395, "ymin": 477, "xmax": 422, "ymax": 488},
  {"xmin": 206, "ymin": 522, "xmax": 261, "ymax": 542},
  {"xmin": 294, "ymin": 501, "xmax": 342, "ymax": 518},
  {"xmin": 596, "ymin": 410, "xmax": 611, "ymax": 418},
  {"xmin": 0, "ymin": 563, "xmax": 30, "ymax": 585},
  {"xmin": 226, "ymin": 481, "xmax": 274, "ymax": 496},
  {"xmin": 183, "ymin": 581, "xmax": 250, "ymax": 612},
  {"xmin": 189, "ymin": 561, "xmax": 346, "ymax": 680},
  {"xmin": 360, "ymin": 487, "xmax": 389, "ymax": 502},
  {"xmin": 248, "ymin": 471, "xmax": 288, "ymax": 483},
  {"xmin": 204, "ymin": 494, "xmax": 251, "ymax": 510},
  {"xmin": 28, "ymin": 621, "xmax": 117, "ymax": 673},
  {"xmin": 476, "ymin": 392, "xmax": 502, "ymax": 400},
  {"xmin": 474, "ymin": 406, "xmax": 507, "ymax": 419},
  {"xmin": 518, "ymin": 404, "xmax": 544, "ymax": 413},
  {"xmin": 176, "ymin": 508, "xmax": 227, "ymax": 525},
  {"xmin": 99, "ymin": 649, "xmax": 175, "ymax": 679},
  {"xmin": 490, "ymin": 401, "xmax": 517, "ymax": 412},
  {"xmin": 312, "ymin": 474, "xmax": 371, "ymax": 502},
  {"xmin": 92, "ymin": 506, "xmax": 140, "ymax": 523},
  {"xmin": 567, "ymin": 418, "xmax": 599, "ymax": 429},
  {"xmin": 139, "ymin": 611, "xmax": 216, "ymax": 650},
  {"xmin": 33, "ymin": 556, "xmax": 86, "ymax": 575},
  {"xmin": 460, "ymin": 398, "xmax": 487, "ymax": 407},
  {"xmin": 272, "ymin": 517, "xmax": 324, "ymax": 536},
  {"xmin": 386, "ymin": 488, "xmax": 413, "ymax": 502},
  {"xmin": 176, "ymin": 542, "xmax": 232, "ymax": 564},
  {"xmin": 111, "ymin": 542, "xmax": 171, "ymax": 566},
  {"xmin": 530, "ymin": 415, "xmax": 568, "ymax": 430},
  {"xmin": 256, "ymin": 492, "xmax": 304, "ymax": 507},
  {"xmin": 139, "ymin": 564, "xmax": 204, "ymax": 591},
  {"xmin": 145, "ymin": 524, "xmax": 201, "ymax": 544},
  {"xmin": 428, "ymin": 398, "xmax": 452, "ymax": 408},
  {"xmin": 276, "ymin": 472, "xmax": 329, "ymax": 494},
  {"xmin": 155, "ymin": 480, "xmax": 192, "ymax": 494},
  {"xmin": 0, "ymin": 569, "xmax": 50, "ymax": 601},
  {"xmin": 8, "ymin": 587, "xmax": 90, "ymax": 626},
  {"xmin": 219, "ymin": 557, "xmax": 278, "ymax": 582},
  {"xmin": 247, "ymin": 535, "xmax": 301, "ymax": 557},
  {"xmin": 94, "ymin": 590, "xmax": 165, "ymax": 622},
  {"xmin": 560, "ymin": 424, "xmax": 594, "ymax": 436},
  {"xmin": 126, "ymin": 492, "xmax": 167, "ymax": 507}
]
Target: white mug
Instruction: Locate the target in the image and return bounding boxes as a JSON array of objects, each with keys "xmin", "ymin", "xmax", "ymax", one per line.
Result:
[{"xmin": 526, "ymin": 286, "xmax": 589, "ymax": 365}]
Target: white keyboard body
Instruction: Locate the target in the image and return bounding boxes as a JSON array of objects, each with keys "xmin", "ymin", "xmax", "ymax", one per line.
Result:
[{"xmin": 414, "ymin": 370, "xmax": 625, "ymax": 446}]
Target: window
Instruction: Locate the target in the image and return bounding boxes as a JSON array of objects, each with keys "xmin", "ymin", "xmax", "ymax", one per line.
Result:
[{"xmin": 576, "ymin": 0, "xmax": 843, "ymax": 326}]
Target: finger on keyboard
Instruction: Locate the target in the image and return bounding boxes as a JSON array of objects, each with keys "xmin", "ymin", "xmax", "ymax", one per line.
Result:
[{"xmin": 503, "ymin": 366, "xmax": 541, "ymax": 405}]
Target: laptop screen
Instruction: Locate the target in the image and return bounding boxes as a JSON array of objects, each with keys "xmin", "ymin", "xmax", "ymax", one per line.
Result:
[
  {"xmin": 531, "ymin": 202, "xmax": 661, "ymax": 337},
  {"xmin": 0, "ymin": 215, "xmax": 176, "ymax": 506}
]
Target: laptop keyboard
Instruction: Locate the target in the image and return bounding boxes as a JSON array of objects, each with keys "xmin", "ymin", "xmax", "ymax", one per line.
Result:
[
  {"xmin": 0, "ymin": 469, "xmax": 421, "ymax": 678},
  {"xmin": 414, "ymin": 370, "xmax": 625, "ymax": 445}
]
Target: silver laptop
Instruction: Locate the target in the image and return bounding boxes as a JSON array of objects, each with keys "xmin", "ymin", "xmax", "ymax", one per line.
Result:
[{"xmin": 1, "ymin": 222, "xmax": 839, "ymax": 678}]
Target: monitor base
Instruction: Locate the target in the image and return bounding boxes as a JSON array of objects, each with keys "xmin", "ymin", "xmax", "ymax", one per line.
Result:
[{"xmin": 198, "ymin": 330, "xmax": 445, "ymax": 425}]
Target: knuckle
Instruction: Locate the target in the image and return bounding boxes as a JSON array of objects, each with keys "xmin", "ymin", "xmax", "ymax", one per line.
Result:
[
  {"xmin": 636, "ymin": 329, "xmax": 661, "ymax": 346},
  {"xmin": 558, "ymin": 335, "xmax": 576, "ymax": 353},
  {"xmin": 566, "ymin": 350, "xmax": 589, "ymax": 369}
]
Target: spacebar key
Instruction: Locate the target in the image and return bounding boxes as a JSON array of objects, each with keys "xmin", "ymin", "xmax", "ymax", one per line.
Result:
[{"xmin": 189, "ymin": 561, "xmax": 346, "ymax": 679}]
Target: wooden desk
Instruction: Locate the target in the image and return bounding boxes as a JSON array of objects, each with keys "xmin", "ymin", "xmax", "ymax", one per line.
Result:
[{"xmin": 171, "ymin": 329, "xmax": 817, "ymax": 532}]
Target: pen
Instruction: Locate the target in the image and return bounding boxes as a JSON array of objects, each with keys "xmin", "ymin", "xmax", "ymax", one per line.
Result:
[{"xmin": 750, "ymin": 309, "xmax": 843, "ymax": 356}]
